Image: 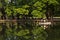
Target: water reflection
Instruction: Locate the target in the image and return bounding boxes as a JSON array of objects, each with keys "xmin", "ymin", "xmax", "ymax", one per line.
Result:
[{"xmin": 0, "ymin": 20, "xmax": 47, "ymax": 40}]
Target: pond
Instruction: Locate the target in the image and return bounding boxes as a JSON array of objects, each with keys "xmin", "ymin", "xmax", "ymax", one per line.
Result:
[{"xmin": 46, "ymin": 22, "xmax": 60, "ymax": 40}]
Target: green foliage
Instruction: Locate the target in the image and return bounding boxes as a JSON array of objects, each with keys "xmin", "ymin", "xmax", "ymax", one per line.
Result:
[
  {"xmin": 42, "ymin": 0, "xmax": 59, "ymax": 5},
  {"xmin": 31, "ymin": 10, "xmax": 46, "ymax": 18},
  {"xmin": 31, "ymin": 10, "xmax": 43, "ymax": 18},
  {"xmin": 22, "ymin": 5, "xmax": 30, "ymax": 9},
  {"xmin": 5, "ymin": 7, "xmax": 12, "ymax": 16},
  {"xmin": 0, "ymin": 12, "xmax": 2, "ymax": 16},
  {"xmin": 15, "ymin": 8, "xmax": 29, "ymax": 15},
  {"xmin": 32, "ymin": 27, "xmax": 44, "ymax": 35},
  {"xmin": 4, "ymin": 0, "xmax": 59, "ymax": 18},
  {"xmin": 0, "ymin": 2, "xmax": 2, "ymax": 8},
  {"xmin": 32, "ymin": 26, "xmax": 47, "ymax": 40},
  {"xmin": 5, "ymin": 0, "xmax": 9, "ymax": 3},
  {"xmin": 33, "ymin": 1, "xmax": 45, "ymax": 8},
  {"xmin": 32, "ymin": 1, "xmax": 46, "ymax": 18},
  {"xmin": 16, "ymin": 29, "xmax": 29, "ymax": 36},
  {"xmin": 48, "ymin": 0, "xmax": 59, "ymax": 5},
  {"xmin": 0, "ymin": 26, "xmax": 2, "ymax": 32}
]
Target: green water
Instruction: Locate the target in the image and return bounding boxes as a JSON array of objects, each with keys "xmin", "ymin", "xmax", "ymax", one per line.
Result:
[{"xmin": 47, "ymin": 24, "xmax": 60, "ymax": 40}]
